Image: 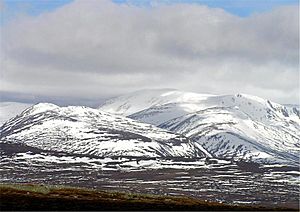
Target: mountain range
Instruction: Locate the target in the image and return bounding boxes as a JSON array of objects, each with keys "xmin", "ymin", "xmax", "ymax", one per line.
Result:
[{"xmin": 1, "ymin": 89, "xmax": 299, "ymax": 165}]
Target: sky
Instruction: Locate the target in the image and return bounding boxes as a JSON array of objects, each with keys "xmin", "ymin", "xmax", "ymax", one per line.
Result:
[{"xmin": 0, "ymin": 0, "xmax": 299, "ymax": 106}]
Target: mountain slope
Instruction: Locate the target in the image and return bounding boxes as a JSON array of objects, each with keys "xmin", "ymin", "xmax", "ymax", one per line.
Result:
[
  {"xmin": 99, "ymin": 89, "xmax": 300, "ymax": 165},
  {"xmin": 0, "ymin": 103, "xmax": 208, "ymax": 158},
  {"xmin": 0, "ymin": 102, "xmax": 32, "ymax": 125}
]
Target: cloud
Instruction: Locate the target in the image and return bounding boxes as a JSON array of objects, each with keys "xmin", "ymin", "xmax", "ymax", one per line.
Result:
[{"xmin": 1, "ymin": 0, "xmax": 299, "ymax": 105}]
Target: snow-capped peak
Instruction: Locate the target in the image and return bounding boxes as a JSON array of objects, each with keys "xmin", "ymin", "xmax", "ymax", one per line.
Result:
[
  {"xmin": 99, "ymin": 89, "xmax": 299, "ymax": 126},
  {"xmin": 23, "ymin": 103, "xmax": 60, "ymax": 115},
  {"xmin": 99, "ymin": 89, "xmax": 300, "ymax": 165},
  {"xmin": 0, "ymin": 103, "xmax": 209, "ymax": 159},
  {"xmin": 99, "ymin": 88, "xmax": 215, "ymax": 116}
]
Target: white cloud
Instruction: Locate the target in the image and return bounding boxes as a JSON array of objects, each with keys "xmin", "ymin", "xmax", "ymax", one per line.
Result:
[{"xmin": 1, "ymin": 0, "xmax": 299, "ymax": 104}]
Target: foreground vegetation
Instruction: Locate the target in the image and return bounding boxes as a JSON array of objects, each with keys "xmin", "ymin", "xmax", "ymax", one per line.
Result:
[{"xmin": 0, "ymin": 183, "xmax": 296, "ymax": 211}]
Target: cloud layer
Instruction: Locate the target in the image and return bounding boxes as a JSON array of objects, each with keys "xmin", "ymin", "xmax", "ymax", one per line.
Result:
[{"xmin": 1, "ymin": 0, "xmax": 299, "ymax": 104}]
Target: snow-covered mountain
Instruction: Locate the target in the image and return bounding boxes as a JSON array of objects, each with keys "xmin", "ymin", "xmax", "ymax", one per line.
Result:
[
  {"xmin": 99, "ymin": 89, "xmax": 300, "ymax": 165},
  {"xmin": 0, "ymin": 102, "xmax": 32, "ymax": 125},
  {"xmin": 0, "ymin": 103, "xmax": 208, "ymax": 158},
  {"xmin": 99, "ymin": 89, "xmax": 215, "ymax": 117}
]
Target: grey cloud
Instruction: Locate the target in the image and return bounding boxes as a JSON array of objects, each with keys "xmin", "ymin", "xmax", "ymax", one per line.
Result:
[
  {"xmin": 155, "ymin": 5, "xmax": 298, "ymax": 64},
  {"xmin": 1, "ymin": 0, "xmax": 299, "ymax": 104}
]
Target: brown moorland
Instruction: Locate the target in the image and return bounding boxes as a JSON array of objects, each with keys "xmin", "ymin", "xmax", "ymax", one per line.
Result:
[{"xmin": 0, "ymin": 184, "xmax": 296, "ymax": 211}]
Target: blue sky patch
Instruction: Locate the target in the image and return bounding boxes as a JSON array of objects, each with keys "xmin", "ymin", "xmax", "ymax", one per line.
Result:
[{"xmin": 1, "ymin": 0, "xmax": 299, "ymax": 24}]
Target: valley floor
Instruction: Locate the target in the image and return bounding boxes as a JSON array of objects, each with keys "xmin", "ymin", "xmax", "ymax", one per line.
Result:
[{"xmin": 1, "ymin": 143, "xmax": 299, "ymax": 210}]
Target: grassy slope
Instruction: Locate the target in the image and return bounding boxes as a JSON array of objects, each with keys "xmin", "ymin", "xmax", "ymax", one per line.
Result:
[{"xmin": 0, "ymin": 183, "xmax": 296, "ymax": 211}]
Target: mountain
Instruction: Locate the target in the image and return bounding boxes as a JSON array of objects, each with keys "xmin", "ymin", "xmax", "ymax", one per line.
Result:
[
  {"xmin": 0, "ymin": 103, "xmax": 208, "ymax": 158},
  {"xmin": 0, "ymin": 102, "xmax": 32, "ymax": 125},
  {"xmin": 99, "ymin": 89, "xmax": 300, "ymax": 165}
]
